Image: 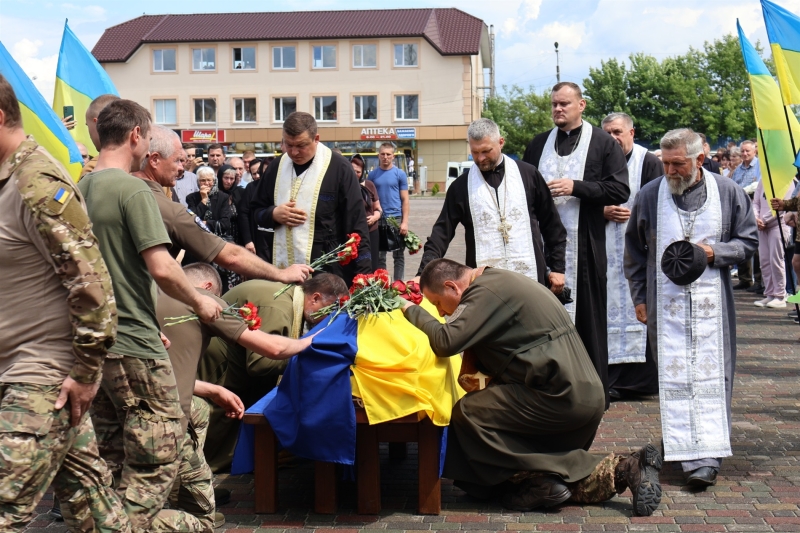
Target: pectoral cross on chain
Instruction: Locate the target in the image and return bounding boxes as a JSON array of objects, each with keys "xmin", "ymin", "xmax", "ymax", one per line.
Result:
[{"xmin": 499, "ymin": 217, "xmax": 512, "ymax": 244}]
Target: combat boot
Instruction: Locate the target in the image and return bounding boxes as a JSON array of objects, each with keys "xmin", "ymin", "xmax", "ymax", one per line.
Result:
[
  {"xmin": 615, "ymin": 444, "xmax": 663, "ymax": 517},
  {"xmin": 501, "ymin": 475, "xmax": 571, "ymax": 512}
]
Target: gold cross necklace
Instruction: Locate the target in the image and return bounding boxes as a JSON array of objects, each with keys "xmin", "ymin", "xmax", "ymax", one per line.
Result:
[{"xmin": 482, "ymin": 163, "xmax": 512, "ymax": 245}]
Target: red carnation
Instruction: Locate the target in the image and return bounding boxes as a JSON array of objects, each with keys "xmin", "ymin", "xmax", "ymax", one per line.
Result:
[
  {"xmin": 374, "ymin": 269, "xmax": 390, "ymax": 288},
  {"xmin": 338, "ymin": 295, "xmax": 350, "ymax": 306},
  {"xmin": 239, "ymin": 302, "xmax": 258, "ymax": 319},
  {"xmin": 247, "ymin": 316, "xmax": 262, "ymax": 331},
  {"xmin": 391, "ymin": 280, "xmax": 407, "ymax": 293},
  {"xmin": 337, "ymin": 250, "xmax": 353, "ymax": 265},
  {"xmin": 346, "ymin": 233, "xmax": 362, "ymax": 247}
]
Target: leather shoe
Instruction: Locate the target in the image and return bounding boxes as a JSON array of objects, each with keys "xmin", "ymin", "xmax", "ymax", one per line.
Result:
[
  {"xmin": 50, "ymin": 497, "xmax": 63, "ymax": 521},
  {"xmin": 686, "ymin": 466, "xmax": 718, "ymax": 487},
  {"xmin": 501, "ymin": 475, "xmax": 571, "ymax": 511},
  {"xmin": 615, "ymin": 444, "xmax": 663, "ymax": 517},
  {"xmin": 733, "ymin": 281, "xmax": 752, "ymax": 290},
  {"xmin": 609, "ymin": 388, "xmax": 623, "ymax": 401},
  {"xmin": 746, "ymin": 283, "xmax": 764, "ymax": 293}
]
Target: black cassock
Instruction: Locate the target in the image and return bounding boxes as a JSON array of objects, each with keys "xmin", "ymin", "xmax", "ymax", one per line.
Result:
[
  {"xmin": 416, "ymin": 158, "xmax": 567, "ymax": 284},
  {"xmin": 250, "ymin": 152, "xmax": 372, "ymax": 281},
  {"xmin": 608, "ymin": 150, "xmax": 664, "ymax": 397},
  {"xmin": 523, "ymin": 124, "xmax": 630, "ymax": 409}
]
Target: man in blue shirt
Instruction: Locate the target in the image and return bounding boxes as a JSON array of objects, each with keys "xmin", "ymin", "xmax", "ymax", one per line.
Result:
[
  {"xmin": 730, "ymin": 141, "xmax": 760, "ymax": 189},
  {"xmin": 730, "ymin": 140, "xmax": 763, "ymax": 291},
  {"xmin": 369, "ymin": 142, "xmax": 410, "ymax": 280}
]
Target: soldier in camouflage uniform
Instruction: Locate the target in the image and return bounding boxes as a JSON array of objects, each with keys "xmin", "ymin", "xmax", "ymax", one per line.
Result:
[{"xmin": 0, "ymin": 74, "xmax": 129, "ymax": 532}]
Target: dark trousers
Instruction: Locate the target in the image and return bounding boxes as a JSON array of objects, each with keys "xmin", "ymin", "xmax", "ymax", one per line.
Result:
[{"xmin": 738, "ymin": 251, "xmax": 762, "ymax": 285}]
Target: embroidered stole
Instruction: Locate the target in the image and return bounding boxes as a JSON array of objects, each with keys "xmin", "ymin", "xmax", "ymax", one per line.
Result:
[
  {"xmin": 607, "ymin": 144, "xmax": 648, "ymax": 364},
  {"xmin": 467, "ymin": 156, "xmax": 538, "ymax": 280},
  {"xmin": 272, "ymin": 144, "xmax": 332, "ymax": 268},
  {"xmin": 537, "ymin": 121, "xmax": 593, "ymax": 322},
  {"xmin": 656, "ymin": 172, "xmax": 731, "ymax": 461}
]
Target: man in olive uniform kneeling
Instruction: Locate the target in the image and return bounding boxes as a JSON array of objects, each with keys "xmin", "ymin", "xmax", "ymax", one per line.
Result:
[{"xmin": 399, "ymin": 259, "xmax": 662, "ymax": 516}]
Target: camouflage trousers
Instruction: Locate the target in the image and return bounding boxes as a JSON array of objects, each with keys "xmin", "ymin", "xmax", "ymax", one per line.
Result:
[
  {"xmin": 91, "ymin": 354, "xmax": 212, "ymax": 533},
  {"xmin": 0, "ymin": 382, "xmax": 130, "ymax": 532},
  {"xmin": 168, "ymin": 396, "xmax": 215, "ymax": 522},
  {"xmin": 568, "ymin": 453, "xmax": 620, "ymax": 503}
]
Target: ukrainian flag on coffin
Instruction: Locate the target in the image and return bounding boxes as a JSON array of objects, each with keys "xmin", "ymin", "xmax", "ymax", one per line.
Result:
[
  {"xmin": 738, "ymin": 21, "xmax": 800, "ymax": 200},
  {"xmin": 53, "ymin": 21, "xmax": 119, "ymax": 158},
  {"xmin": 0, "ymin": 41, "xmax": 83, "ymax": 181}
]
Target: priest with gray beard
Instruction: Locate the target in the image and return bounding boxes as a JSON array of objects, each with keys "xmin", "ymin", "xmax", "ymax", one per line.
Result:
[{"xmin": 624, "ymin": 128, "xmax": 757, "ymax": 488}]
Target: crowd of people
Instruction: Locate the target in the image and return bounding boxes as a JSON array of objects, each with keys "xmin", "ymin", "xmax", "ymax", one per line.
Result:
[{"xmin": 1, "ymin": 70, "xmax": 798, "ymax": 532}]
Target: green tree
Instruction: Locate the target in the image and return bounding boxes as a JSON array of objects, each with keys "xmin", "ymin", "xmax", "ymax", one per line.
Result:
[
  {"xmin": 583, "ymin": 58, "xmax": 629, "ymax": 125},
  {"xmin": 483, "ymin": 85, "xmax": 552, "ymax": 158},
  {"xmin": 625, "ymin": 53, "xmax": 667, "ymax": 145}
]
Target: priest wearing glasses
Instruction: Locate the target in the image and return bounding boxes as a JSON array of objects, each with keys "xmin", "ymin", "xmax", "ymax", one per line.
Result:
[
  {"xmin": 523, "ymin": 82, "xmax": 630, "ymax": 409},
  {"xmin": 416, "ymin": 118, "xmax": 567, "ymax": 291}
]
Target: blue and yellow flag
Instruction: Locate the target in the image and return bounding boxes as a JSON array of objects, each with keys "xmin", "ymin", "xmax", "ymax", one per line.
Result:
[
  {"xmin": 762, "ymin": 0, "xmax": 800, "ymax": 105},
  {"xmin": 53, "ymin": 20, "xmax": 118, "ymax": 157},
  {"xmin": 0, "ymin": 41, "xmax": 83, "ymax": 181},
  {"xmin": 738, "ymin": 21, "xmax": 800, "ymax": 200}
]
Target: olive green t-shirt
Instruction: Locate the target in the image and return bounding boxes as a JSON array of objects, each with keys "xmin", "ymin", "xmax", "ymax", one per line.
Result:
[{"xmin": 78, "ymin": 168, "xmax": 172, "ymax": 359}]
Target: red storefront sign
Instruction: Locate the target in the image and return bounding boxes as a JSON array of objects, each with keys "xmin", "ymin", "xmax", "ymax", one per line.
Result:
[
  {"xmin": 360, "ymin": 127, "xmax": 396, "ymax": 140},
  {"xmin": 182, "ymin": 130, "xmax": 226, "ymax": 143}
]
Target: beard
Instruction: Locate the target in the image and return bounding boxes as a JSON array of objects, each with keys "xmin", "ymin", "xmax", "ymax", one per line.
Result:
[
  {"xmin": 476, "ymin": 154, "xmax": 501, "ymax": 172},
  {"xmin": 667, "ymin": 165, "xmax": 699, "ymax": 195}
]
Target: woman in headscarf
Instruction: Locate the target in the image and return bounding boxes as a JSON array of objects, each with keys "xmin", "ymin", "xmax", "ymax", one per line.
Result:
[
  {"xmin": 217, "ymin": 164, "xmax": 245, "ymax": 246},
  {"xmin": 351, "ymin": 154, "xmax": 382, "ymax": 271}
]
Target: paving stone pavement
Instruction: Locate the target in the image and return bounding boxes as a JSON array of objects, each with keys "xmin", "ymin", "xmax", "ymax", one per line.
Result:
[{"xmin": 23, "ymin": 198, "xmax": 800, "ymax": 532}]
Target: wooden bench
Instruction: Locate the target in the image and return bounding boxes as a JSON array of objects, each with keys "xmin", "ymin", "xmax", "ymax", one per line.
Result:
[{"xmin": 242, "ymin": 402, "xmax": 441, "ymax": 515}]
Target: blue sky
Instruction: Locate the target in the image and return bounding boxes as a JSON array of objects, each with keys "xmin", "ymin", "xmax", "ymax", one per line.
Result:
[{"xmin": 0, "ymin": 0, "xmax": 792, "ymax": 104}]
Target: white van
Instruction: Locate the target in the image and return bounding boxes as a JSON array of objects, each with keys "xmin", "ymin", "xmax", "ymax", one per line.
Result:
[{"xmin": 445, "ymin": 161, "xmax": 473, "ymax": 192}]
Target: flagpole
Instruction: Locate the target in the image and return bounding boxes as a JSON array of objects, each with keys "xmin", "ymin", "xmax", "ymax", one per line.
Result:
[
  {"xmin": 757, "ymin": 127, "xmax": 799, "ymax": 319},
  {"xmin": 784, "ymin": 106, "xmax": 798, "ymax": 155}
]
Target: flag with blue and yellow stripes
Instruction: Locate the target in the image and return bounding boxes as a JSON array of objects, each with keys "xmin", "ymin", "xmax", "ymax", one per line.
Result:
[
  {"xmin": 0, "ymin": 41, "xmax": 83, "ymax": 181},
  {"xmin": 738, "ymin": 20, "xmax": 800, "ymax": 200},
  {"xmin": 762, "ymin": 0, "xmax": 800, "ymax": 105},
  {"xmin": 53, "ymin": 20, "xmax": 118, "ymax": 157}
]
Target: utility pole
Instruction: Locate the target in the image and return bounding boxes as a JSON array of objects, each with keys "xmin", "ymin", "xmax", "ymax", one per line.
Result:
[
  {"xmin": 490, "ymin": 25, "xmax": 496, "ymax": 98},
  {"xmin": 555, "ymin": 42, "xmax": 560, "ymax": 83}
]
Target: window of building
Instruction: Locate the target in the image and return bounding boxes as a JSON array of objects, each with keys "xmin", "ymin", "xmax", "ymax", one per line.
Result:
[
  {"xmin": 193, "ymin": 98, "xmax": 216, "ymax": 123},
  {"xmin": 314, "ymin": 96, "xmax": 337, "ymax": 121},
  {"xmin": 353, "ymin": 44, "xmax": 377, "ymax": 68},
  {"xmin": 395, "ymin": 94, "xmax": 419, "ymax": 120},
  {"xmin": 154, "ymin": 99, "xmax": 176, "ymax": 124},
  {"xmin": 232, "ymin": 47, "xmax": 256, "ymax": 70},
  {"xmin": 312, "ymin": 45, "xmax": 336, "ymax": 69},
  {"xmin": 274, "ymin": 97, "xmax": 296, "ymax": 122},
  {"xmin": 272, "ymin": 46, "xmax": 296, "ymax": 69},
  {"xmin": 234, "ymin": 98, "xmax": 257, "ymax": 123},
  {"xmin": 353, "ymin": 95, "xmax": 377, "ymax": 121},
  {"xmin": 192, "ymin": 48, "xmax": 216, "ymax": 71},
  {"xmin": 153, "ymin": 49, "xmax": 176, "ymax": 72},
  {"xmin": 394, "ymin": 44, "xmax": 418, "ymax": 67}
]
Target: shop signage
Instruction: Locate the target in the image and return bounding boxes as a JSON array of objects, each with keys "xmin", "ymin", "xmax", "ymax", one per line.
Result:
[
  {"xmin": 360, "ymin": 127, "xmax": 416, "ymax": 140},
  {"xmin": 182, "ymin": 130, "xmax": 226, "ymax": 143}
]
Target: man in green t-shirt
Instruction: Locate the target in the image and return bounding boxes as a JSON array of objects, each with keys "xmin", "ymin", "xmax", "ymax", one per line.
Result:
[{"xmin": 78, "ymin": 99, "xmax": 223, "ymax": 532}]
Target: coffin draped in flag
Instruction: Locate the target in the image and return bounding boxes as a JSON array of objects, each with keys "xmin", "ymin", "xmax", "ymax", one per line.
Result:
[
  {"xmin": 0, "ymin": 41, "xmax": 83, "ymax": 181},
  {"xmin": 231, "ymin": 301, "xmax": 463, "ymax": 474}
]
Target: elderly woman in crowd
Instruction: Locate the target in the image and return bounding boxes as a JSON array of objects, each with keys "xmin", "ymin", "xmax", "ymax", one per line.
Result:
[
  {"xmin": 351, "ymin": 154, "xmax": 382, "ymax": 270},
  {"xmin": 186, "ymin": 166, "xmax": 233, "ymax": 238}
]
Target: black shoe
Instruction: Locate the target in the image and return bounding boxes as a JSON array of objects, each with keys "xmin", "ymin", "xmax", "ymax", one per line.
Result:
[
  {"xmin": 734, "ymin": 281, "xmax": 752, "ymax": 290},
  {"xmin": 686, "ymin": 467, "xmax": 718, "ymax": 488},
  {"xmin": 501, "ymin": 475, "xmax": 571, "ymax": 511},
  {"xmin": 789, "ymin": 310, "xmax": 798, "ymax": 317},
  {"xmin": 615, "ymin": 444, "xmax": 663, "ymax": 517},
  {"xmin": 214, "ymin": 487, "xmax": 231, "ymax": 506},
  {"xmin": 609, "ymin": 388, "xmax": 623, "ymax": 401},
  {"xmin": 746, "ymin": 283, "xmax": 764, "ymax": 293},
  {"xmin": 49, "ymin": 497, "xmax": 63, "ymax": 521}
]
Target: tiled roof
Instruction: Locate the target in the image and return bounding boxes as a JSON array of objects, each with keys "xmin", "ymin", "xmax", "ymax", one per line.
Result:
[{"xmin": 92, "ymin": 9, "xmax": 486, "ymax": 63}]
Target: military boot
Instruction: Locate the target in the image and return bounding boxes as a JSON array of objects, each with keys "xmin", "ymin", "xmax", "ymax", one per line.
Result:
[
  {"xmin": 615, "ymin": 444, "xmax": 663, "ymax": 517},
  {"xmin": 501, "ymin": 475, "xmax": 571, "ymax": 512}
]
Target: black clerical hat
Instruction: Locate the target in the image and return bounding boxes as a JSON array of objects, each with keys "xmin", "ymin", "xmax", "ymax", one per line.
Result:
[{"xmin": 661, "ymin": 240, "xmax": 707, "ymax": 286}]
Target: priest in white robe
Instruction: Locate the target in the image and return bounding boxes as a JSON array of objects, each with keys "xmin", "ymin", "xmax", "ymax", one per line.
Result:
[
  {"xmin": 251, "ymin": 112, "xmax": 372, "ymax": 281},
  {"xmin": 417, "ymin": 118, "xmax": 567, "ymax": 289},
  {"xmin": 601, "ymin": 113, "xmax": 664, "ymax": 400},
  {"xmin": 523, "ymin": 83, "xmax": 630, "ymax": 409},
  {"xmin": 624, "ymin": 128, "xmax": 757, "ymax": 487}
]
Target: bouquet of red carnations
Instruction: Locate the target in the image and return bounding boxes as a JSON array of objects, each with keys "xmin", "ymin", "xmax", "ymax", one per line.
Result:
[
  {"xmin": 163, "ymin": 301, "xmax": 262, "ymax": 330},
  {"xmin": 273, "ymin": 233, "xmax": 361, "ymax": 298},
  {"xmin": 312, "ymin": 269, "xmax": 424, "ymax": 323},
  {"xmin": 388, "ymin": 217, "xmax": 422, "ymax": 255}
]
